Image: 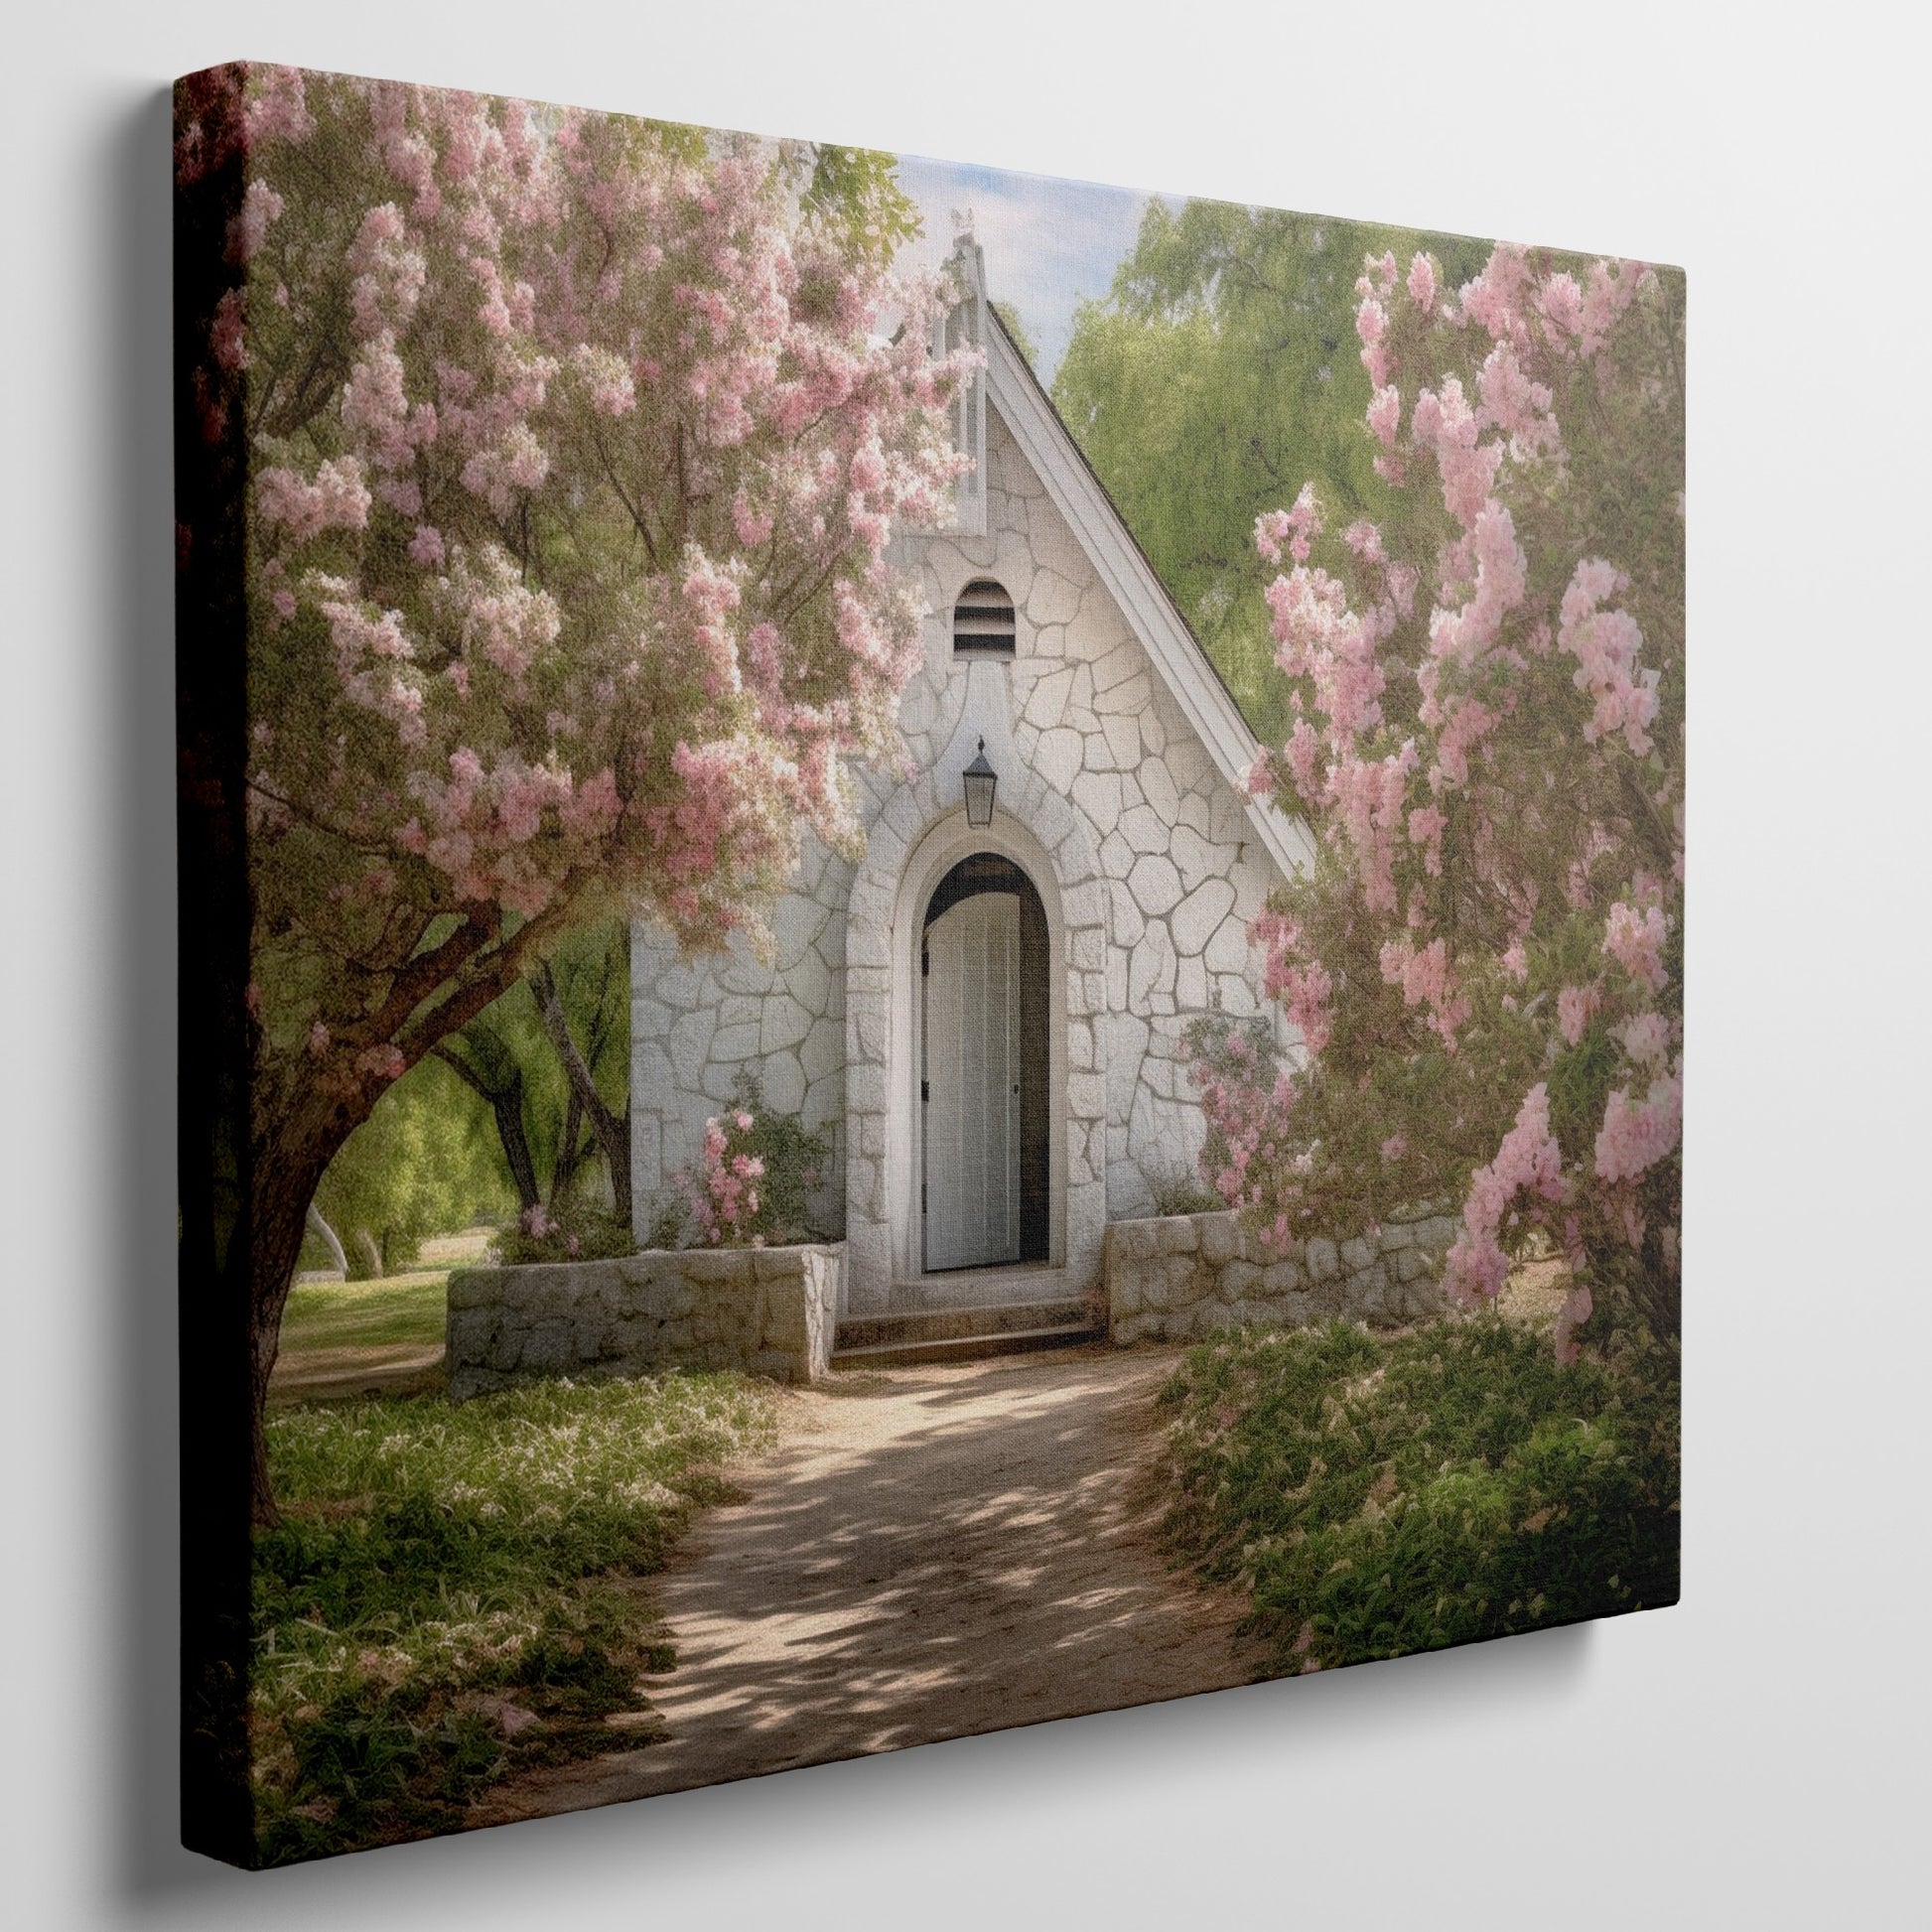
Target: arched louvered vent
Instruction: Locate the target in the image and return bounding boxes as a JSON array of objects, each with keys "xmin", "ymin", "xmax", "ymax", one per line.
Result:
[{"xmin": 953, "ymin": 579, "xmax": 1017, "ymax": 656}]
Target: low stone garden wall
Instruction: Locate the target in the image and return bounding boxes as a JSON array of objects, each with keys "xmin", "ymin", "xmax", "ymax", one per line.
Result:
[
  {"xmin": 1105, "ymin": 1205, "xmax": 1458, "ymax": 1344},
  {"xmin": 446, "ymin": 1242, "xmax": 842, "ymax": 1400}
]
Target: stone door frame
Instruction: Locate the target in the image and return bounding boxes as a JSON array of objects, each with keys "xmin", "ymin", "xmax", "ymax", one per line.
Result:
[{"xmin": 842, "ymin": 764, "xmax": 1110, "ymax": 1314}]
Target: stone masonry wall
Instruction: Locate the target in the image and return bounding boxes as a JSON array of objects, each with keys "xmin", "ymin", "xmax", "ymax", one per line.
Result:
[
  {"xmin": 446, "ymin": 1242, "xmax": 841, "ymax": 1400},
  {"xmin": 631, "ymin": 403, "xmax": 1292, "ymax": 1258},
  {"xmin": 898, "ymin": 412, "xmax": 1287, "ymax": 1222},
  {"xmin": 630, "ymin": 840, "xmax": 852, "ymax": 1241},
  {"xmin": 1106, "ymin": 1206, "xmax": 1459, "ymax": 1345}
]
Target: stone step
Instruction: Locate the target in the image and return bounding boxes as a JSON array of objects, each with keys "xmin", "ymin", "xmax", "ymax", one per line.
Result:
[
  {"xmin": 830, "ymin": 1321, "xmax": 1100, "ymax": 1370},
  {"xmin": 834, "ymin": 1298, "xmax": 1091, "ymax": 1353}
]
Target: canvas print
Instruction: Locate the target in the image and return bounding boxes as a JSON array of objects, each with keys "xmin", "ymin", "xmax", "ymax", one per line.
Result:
[{"xmin": 174, "ymin": 63, "xmax": 1684, "ymax": 1866}]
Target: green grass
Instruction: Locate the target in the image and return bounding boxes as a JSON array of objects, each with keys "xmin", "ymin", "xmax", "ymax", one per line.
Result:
[
  {"xmin": 1159, "ymin": 1313, "xmax": 1679, "ymax": 1676},
  {"xmin": 279, "ymin": 1271, "xmax": 449, "ymax": 1355},
  {"xmin": 252, "ymin": 1372, "xmax": 779, "ymax": 1863}
]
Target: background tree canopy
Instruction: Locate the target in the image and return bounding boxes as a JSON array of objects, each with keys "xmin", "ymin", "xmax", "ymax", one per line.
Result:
[
  {"xmin": 308, "ymin": 1053, "xmax": 511, "ymax": 1276},
  {"xmin": 302, "ymin": 916, "xmax": 636, "ymax": 1275},
  {"xmin": 1053, "ymin": 199, "xmax": 1489, "ymax": 741}
]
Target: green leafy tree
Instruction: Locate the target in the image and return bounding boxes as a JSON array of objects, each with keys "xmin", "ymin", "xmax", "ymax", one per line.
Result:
[
  {"xmin": 797, "ymin": 142, "xmax": 925, "ymax": 269},
  {"xmin": 432, "ymin": 916, "xmax": 635, "ymax": 1226},
  {"xmin": 308, "ymin": 1055, "xmax": 511, "ymax": 1276},
  {"xmin": 528, "ymin": 918, "xmax": 632, "ymax": 1216},
  {"xmin": 991, "ymin": 301, "xmax": 1038, "ymax": 368},
  {"xmin": 1054, "ymin": 200, "xmax": 1487, "ymax": 739}
]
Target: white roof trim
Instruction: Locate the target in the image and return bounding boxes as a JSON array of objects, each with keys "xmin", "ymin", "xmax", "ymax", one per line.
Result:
[{"xmin": 982, "ymin": 316, "xmax": 1311, "ymax": 880}]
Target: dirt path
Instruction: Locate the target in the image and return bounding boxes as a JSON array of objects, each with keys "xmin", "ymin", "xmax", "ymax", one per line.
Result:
[{"xmin": 480, "ymin": 1344, "xmax": 1268, "ymax": 1822}]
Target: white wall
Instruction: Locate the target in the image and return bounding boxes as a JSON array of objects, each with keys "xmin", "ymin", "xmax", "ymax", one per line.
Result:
[
  {"xmin": 634, "ymin": 399, "xmax": 1285, "ymax": 1261},
  {"xmin": 5, "ymin": 3, "xmax": 1926, "ymax": 1928},
  {"xmin": 907, "ymin": 408, "xmax": 1285, "ymax": 1220}
]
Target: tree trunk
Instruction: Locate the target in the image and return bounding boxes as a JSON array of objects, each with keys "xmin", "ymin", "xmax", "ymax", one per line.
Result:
[
  {"xmin": 305, "ymin": 1200, "xmax": 347, "ymax": 1277},
  {"xmin": 247, "ymin": 1143, "xmax": 333, "ymax": 1531},
  {"xmin": 354, "ymin": 1228, "xmax": 384, "ymax": 1280},
  {"xmin": 489, "ymin": 1070, "xmax": 541, "ymax": 1213},
  {"xmin": 532, "ymin": 961, "xmax": 631, "ymax": 1224},
  {"xmin": 434, "ymin": 1042, "xmax": 541, "ymax": 1212},
  {"xmin": 550, "ymin": 1082, "xmax": 588, "ymax": 1207}
]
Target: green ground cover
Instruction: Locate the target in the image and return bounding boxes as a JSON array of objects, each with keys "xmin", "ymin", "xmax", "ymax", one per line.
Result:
[
  {"xmin": 1160, "ymin": 1312, "xmax": 1679, "ymax": 1675},
  {"xmin": 279, "ymin": 1271, "xmax": 450, "ymax": 1356},
  {"xmin": 252, "ymin": 1372, "xmax": 779, "ymax": 1863}
]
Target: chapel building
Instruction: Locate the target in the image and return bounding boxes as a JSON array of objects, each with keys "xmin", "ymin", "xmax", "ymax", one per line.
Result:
[{"xmin": 629, "ymin": 236, "xmax": 1309, "ymax": 1318}]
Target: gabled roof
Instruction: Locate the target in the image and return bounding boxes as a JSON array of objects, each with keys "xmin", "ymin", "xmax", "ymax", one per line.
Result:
[{"xmin": 981, "ymin": 305, "xmax": 1311, "ymax": 880}]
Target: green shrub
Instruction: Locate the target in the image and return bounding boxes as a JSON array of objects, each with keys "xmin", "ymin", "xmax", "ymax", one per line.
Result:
[
  {"xmin": 671, "ymin": 1071, "xmax": 832, "ymax": 1248},
  {"xmin": 489, "ymin": 1201, "xmax": 635, "ymax": 1267},
  {"xmin": 1152, "ymin": 1175, "xmax": 1223, "ymax": 1218},
  {"xmin": 252, "ymin": 1372, "xmax": 776, "ymax": 1862},
  {"xmin": 1160, "ymin": 1313, "xmax": 1678, "ymax": 1675}
]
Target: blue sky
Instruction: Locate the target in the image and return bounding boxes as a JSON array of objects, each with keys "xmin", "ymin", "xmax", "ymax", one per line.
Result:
[{"xmin": 894, "ymin": 154, "xmax": 1176, "ymax": 385}]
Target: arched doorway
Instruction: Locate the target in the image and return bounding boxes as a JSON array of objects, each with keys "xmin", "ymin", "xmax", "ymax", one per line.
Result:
[{"xmin": 919, "ymin": 853, "xmax": 1051, "ymax": 1271}]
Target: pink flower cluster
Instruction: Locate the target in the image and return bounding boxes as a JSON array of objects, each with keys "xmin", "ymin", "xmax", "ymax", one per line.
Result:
[
  {"xmin": 1251, "ymin": 911, "xmax": 1333, "ymax": 1058},
  {"xmin": 1560, "ymin": 560, "xmax": 1659, "ymax": 754},
  {"xmin": 1406, "ymin": 803, "xmax": 1447, "ymax": 876},
  {"xmin": 1557, "ymin": 983, "xmax": 1601, "ymax": 1046},
  {"xmin": 1603, "ymin": 899, "xmax": 1669, "ymax": 993},
  {"xmin": 1255, "ymin": 483, "xmax": 1321, "ymax": 565},
  {"xmin": 1444, "ymin": 1084, "xmax": 1566, "ymax": 1305},
  {"xmin": 1324, "ymin": 743, "xmax": 1417, "ymax": 915},
  {"xmin": 1182, "ymin": 1022, "xmax": 1303, "ymax": 1225},
  {"xmin": 685, "ymin": 1109, "xmax": 765, "ymax": 1245},
  {"xmin": 1379, "ymin": 935, "xmax": 1471, "ymax": 1051},
  {"xmin": 1263, "ymin": 565, "xmax": 1387, "ymax": 753},
  {"xmin": 1425, "ymin": 502, "xmax": 1526, "ymax": 673},
  {"xmin": 1411, "ymin": 377, "xmax": 1503, "ymax": 534},
  {"xmin": 1594, "ymin": 1070, "xmax": 1682, "ymax": 1185},
  {"xmin": 1201, "ymin": 235, "xmax": 1680, "ymax": 1356},
  {"xmin": 1458, "ymin": 243, "xmax": 1643, "ymax": 365},
  {"xmin": 395, "ymin": 738, "xmax": 619, "ymax": 918},
  {"xmin": 1475, "ymin": 340, "xmax": 1560, "ymax": 460},
  {"xmin": 220, "ymin": 66, "xmax": 975, "ymax": 1002},
  {"xmin": 256, "ymin": 458, "xmax": 371, "ymax": 543},
  {"xmin": 1620, "ymin": 1012, "xmax": 1672, "ymax": 1066}
]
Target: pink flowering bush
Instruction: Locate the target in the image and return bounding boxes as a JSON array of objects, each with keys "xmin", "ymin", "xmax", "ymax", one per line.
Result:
[
  {"xmin": 175, "ymin": 66, "xmax": 970, "ymax": 1518},
  {"xmin": 1192, "ymin": 239, "xmax": 1684, "ymax": 1347},
  {"xmin": 492, "ymin": 1198, "xmax": 636, "ymax": 1267},
  {"xmin": 687, "ymin": 1115, "xmax": 767, "ymax": 1246},
  {"xmin": 670, "ymin": 1076, "xmax": 829, "ymax": 1248}
]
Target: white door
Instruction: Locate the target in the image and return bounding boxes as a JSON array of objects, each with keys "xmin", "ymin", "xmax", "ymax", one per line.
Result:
[{"xmin": 922, "ymin": 890, "xmax": 1023, "ymax": 1271}]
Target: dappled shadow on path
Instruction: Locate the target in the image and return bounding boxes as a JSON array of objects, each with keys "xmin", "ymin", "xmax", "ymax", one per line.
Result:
[{"xmin": 482, "ymin": 1349, "xmax": 1265, "ymax": 1821}]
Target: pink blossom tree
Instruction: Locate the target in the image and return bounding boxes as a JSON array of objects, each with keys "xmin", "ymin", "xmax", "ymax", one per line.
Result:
[
  {"xmin": 176, "ymin": 67, "xmax": 972, "ymax": 1526},
  {"xmin": 1189, "ymin": 240, "xmax": 1684, "ymax": 1353}
]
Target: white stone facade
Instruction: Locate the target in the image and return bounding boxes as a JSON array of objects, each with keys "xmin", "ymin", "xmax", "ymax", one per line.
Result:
[
  {"xmin": 632, "ymin": 300, "xmax": 1304, "ymax": 1316},
  {"xmin": 630, "ymin": 835, "xmax": 855, "ymax": 1243}
]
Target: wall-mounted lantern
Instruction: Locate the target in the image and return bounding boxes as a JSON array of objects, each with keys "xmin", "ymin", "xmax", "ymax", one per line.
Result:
[{"xmin": 962, "ymin": 737, "xmax": 998, "ymax": 828}]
